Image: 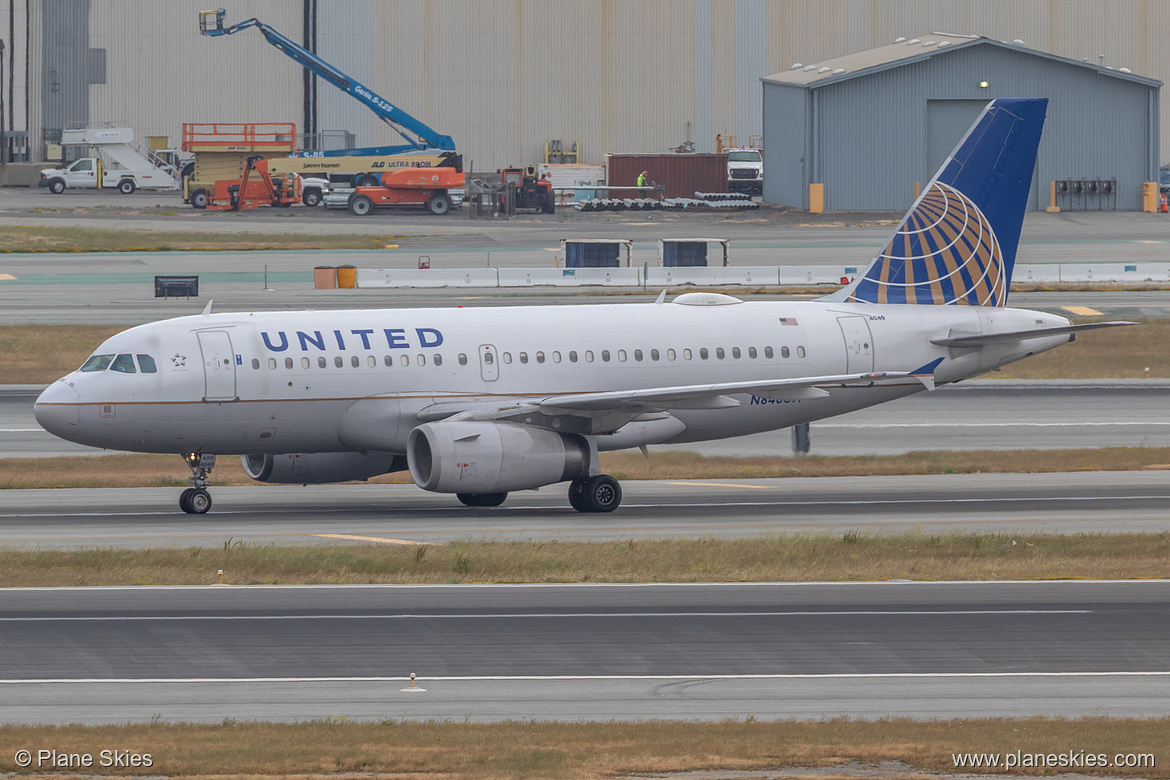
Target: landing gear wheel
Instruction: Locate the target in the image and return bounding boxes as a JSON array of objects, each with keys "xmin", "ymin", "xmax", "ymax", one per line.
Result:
[
  {"xmin": 187, "ymin": 488, "xmax": 212, "ymax": 514},
  {"xmin": 567, "ymin": 478, "xmax": 590, "ymax": 512},
  {"xmin": 457, "ymin": 492, "xmax": 508, "ymax": 507},
  {"xmin": 118, "ymin": 179, "xmax": 137, "ymax": 195},
  {"xmin": 427, "ymin": 193, "xmax": 450, "ymax": 215},
  {"xmin": 576, "ymin": 474, "xmax": 622, "ymax": 513},
  {"xmin": 48, "ymin": 179, "xmax": 65, "ymax": 194},
  {"xmin": 349, "ymin": 194, "xmax": 373, "ymax": 216},
  {"xmin": 190, "ymin": 188, "xmax": 207, "ymax": 209},
  {"xmin": 179, "ymin": 488, "xmax": 194, "ymax": 513}
]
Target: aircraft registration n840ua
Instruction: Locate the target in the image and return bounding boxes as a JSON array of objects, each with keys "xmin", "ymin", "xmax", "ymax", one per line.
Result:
[{"xmin": 35, "ymin": 97, "xmax": 1132, "ymax": 515}]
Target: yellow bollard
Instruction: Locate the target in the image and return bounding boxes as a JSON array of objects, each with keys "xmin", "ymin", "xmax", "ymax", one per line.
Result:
[
  {"xmin": 1142, "ymin": 181, "xmax": 1158, "ymax": 213},
  {"xmin": 808, "ymin": 183, "xmax": 824, "ymax": 214},
  {"xmin": 1045, "ymin": 180, "xmax": 1061, "ymax": 213}
]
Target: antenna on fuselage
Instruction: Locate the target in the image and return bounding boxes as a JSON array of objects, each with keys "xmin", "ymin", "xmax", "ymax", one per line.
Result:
[
  {"xmin": 654, "ymin": 290, "xmax": 667, "ymax": 304},
  {"xmin": 201, "ymin": 300, "xmax": 213, "ymax": 317}
]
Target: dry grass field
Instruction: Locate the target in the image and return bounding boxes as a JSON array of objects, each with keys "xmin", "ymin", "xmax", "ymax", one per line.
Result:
[
  {"xmin": 0, "ymin": 532, "xmax": 1166, "ymax": 586},
  {"xmin": 0, "ymin": 718, "xmax": 1164, "ymax": 778},
  {"xmin": 0, "ymin": 225, "xmax": 397, "ymax": 253}
]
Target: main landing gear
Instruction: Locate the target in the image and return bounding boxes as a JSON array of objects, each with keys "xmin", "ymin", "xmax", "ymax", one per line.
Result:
[
  {"xmin": 568, "ymin": 474, "xmax": 622, "ymax": 513},
  {"xmin": 180, "ymin": 452, "xmax": 217, "ymax": 514}
]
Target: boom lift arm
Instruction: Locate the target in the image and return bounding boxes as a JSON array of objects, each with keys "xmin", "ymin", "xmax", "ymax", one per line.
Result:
[{"xmin": 199, "ymin": 8, "xmax": 456, "ymax": 158}]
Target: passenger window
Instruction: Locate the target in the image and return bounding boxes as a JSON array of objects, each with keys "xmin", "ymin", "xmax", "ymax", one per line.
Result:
[
  {"xmin": 335, "ymin": 356, "xmax": 343, "ymax": 368},
  {"xmin": 368, "ymin": 355, "xmax": 376, "ymax": 367},
  {"xmin": 111, "ymin": 354, "xmax": 136, "ymax": 373},
  {"xmin": 699, "ymin": 348, "xmax": 708, "ymax": 360},
  {"xmin": 351, "ymin": 356, "xmax": 360, "ymax": 368},
  {"xmin": 268, "ymin": 358, "xmax": 277, "ymax": 370},
  {"xmin": 400, "ymin": 354, "xmax": 410, "ymax": 366},
  {"xmin": 781, "ymin": 346, "xmax": 790, "ymax": 358},
  {"xmin": 319, "ymin": 357, "xmax": 327, "ymax": 368},
  {"xmin": 80, "ymin": 354, "xmax": 114, "ymax": 372},
  {"xmin": 503, "ymin": 352, "xmax": 512, "ymax": 364},
  {"xmin": 552, "ymin": 351, "xmax": 561, "ymax": 363},
  {"xmin": 797, "ymin": 346, "xmax": 806, "ymax": 358},
  {"xmin": 284, "ymin": 358, "xmax": 294, "ymax": 369},
  {"xmin": 417, "ymin": 354, "xmax": 426, "ymax": 366},
  {"xmin": 716, "ymin": 347, "xmax": 725, "ymax": 359},
  {"xmin": 585, "ymin": 350, "xmax": 594, "ymax": 362},
  {"xmin": 732, "ymin": 347, "xmax": 740, "ymax": 359},
  {"xmin": 683, "ymin": 348, "xmax": 692, "ymax": 360},
  {"xmin": 764, "ymin": 347, "xmax": 774, "ymax": 359},
  {"xmin": 536, "ymin": 351, "xmax": 545, "ymax": 364},
  {"xmin": 667, "ymin": 349, "xmax": 676, "ymax": 361},
  {"xmin": 384, "ymin": 355, "xmax": 393, "ymax": 367},
  {"xmin": 458, "ymin": 353, "xmax": 468, "ymax": 365},
  {"xmin": 301, "ymin": 357, "xmax": 310, "ymax": 369},
  {"xmin": 433, "ymin": 354, "xmax": 443, "ymax": 366},
  {"xmin": 519, "ymin": 352, "xmax": 527, "ymax": 364},
  {"xmin": 650, "ymin": 349, "xmax": 659, "ymax": 361},
  {"xmin": 251, "ymin": 358, "xmax": 260, "ymax": 370},
  {"xmin": 601, "ymin": 350, "xmax": 610, "ymax": 362},
  {"xmin": 138, "ymin": 355, "xmax": 158, "ymax": 373},
  {"xmin": 634, "ymin": 349, "xmax": 643, "ymax": 361},
  {"xmin": 569, "ymin": 351, "xmax": 578, "ymax": 363},
  {"xmin": 617, "ymin": 350, "xmax": 626, "ymax": 362},
  {"xmin": 486, "ymin": 351, "xmax": 496, "ymax": 365},
  {"xmin": 748, "ymin": 347, "xmax": 757, "ymax": 359}
]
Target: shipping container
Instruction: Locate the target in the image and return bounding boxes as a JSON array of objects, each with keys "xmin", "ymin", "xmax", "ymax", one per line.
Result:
[{"xmin": 606, "ymin": 153, "xmax": 728, "ymax": 199}]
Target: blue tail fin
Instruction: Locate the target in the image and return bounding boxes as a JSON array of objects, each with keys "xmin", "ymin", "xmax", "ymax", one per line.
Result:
[{"xmin": 839, "ymin": 97, "xmax": 1047, "ymax": 306}]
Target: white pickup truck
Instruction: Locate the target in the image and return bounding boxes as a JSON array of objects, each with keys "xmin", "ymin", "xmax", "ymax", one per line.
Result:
[
  {"xmin": 726, "ymin": 148, "xmax": 763, "ymax": 195},
  {"xmin": 38, "ymin": 126, "xmax": 177, "ymax": 194}
]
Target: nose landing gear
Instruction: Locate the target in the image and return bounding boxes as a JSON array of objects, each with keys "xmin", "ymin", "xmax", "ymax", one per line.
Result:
[{"xmin": 180, "ymin": 452, "xmax": 217, "ymax": 514}]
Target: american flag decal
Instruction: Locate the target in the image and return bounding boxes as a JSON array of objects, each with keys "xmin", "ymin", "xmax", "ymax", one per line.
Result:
[{"xmin": 779, "ymin": 317, "xmax": 799, "ymax": 326}]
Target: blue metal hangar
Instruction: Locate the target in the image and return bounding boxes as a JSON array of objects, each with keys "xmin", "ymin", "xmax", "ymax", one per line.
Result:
[{"xmin": 762, "ymin": 34, "xmax": 1161, "ymax": 212}]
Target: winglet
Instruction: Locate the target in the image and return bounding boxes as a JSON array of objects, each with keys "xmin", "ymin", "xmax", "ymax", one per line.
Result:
[
  {"xmin": 201, "ymin": 300, "xmax": 214, "ymax": 317},
  {"xmin": 908, "ymin": 357, "xmax": 945, "ymax": 391}
]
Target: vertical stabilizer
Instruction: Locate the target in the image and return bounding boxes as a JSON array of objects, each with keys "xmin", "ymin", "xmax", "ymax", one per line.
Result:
[{"xmin": 831, "ymin": 97, "xmax": 1047, "ymax": 306}]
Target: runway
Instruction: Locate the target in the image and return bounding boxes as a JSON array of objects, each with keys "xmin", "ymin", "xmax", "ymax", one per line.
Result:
[
  {"xmin": 6, "ymin": 380, "xmax": 1170, "ymax": 459},
  {"xmin": 2, "ymin": 580, "xmax": 1168, "ymax": 723},
  {"xmin": 2, "ymin": 471, "xmax": 1169, "ymax": 549}
]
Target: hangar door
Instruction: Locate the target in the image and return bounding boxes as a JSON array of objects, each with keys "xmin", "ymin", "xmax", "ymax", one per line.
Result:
[{"xmin": 926, "ymin": 99, "xmax": 1039, "ymax": 211}]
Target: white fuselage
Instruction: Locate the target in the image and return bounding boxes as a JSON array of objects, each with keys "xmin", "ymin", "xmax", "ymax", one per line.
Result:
[{"xmin": 34, "ymin": 298, "xmax": 1072, "ymax": 458}]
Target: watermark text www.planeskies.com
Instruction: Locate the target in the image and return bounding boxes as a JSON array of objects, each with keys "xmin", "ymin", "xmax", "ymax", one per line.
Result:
[{"xmin": 954, "ymin": 750, "xmax": 1154, "ymax": 771}]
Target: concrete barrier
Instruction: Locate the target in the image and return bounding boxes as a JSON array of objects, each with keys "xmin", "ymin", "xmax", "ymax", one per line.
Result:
[
  {"xmin": 564, "ymin": 268, "xmax": 642, "ymax": 286},
  {"xmin": 356, "ymin": 268, "xmax": 500, "ymax": 288},
  {"xmin": 780, "ymin": 266, "xmax": 859, "ymax": 285},
  {"xmin": 645, "ymin": 266, "xmax": 780, "ymax": 287},
  {"xmin": 498, "ymin": 268, "xmax": 593, "ymax": 287}
]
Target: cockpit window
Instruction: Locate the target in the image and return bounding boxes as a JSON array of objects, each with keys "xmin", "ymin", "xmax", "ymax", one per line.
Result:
[
  {"xmin": 137, "ymin": 354, "xmax": 157, "ymax": 373},
  {"xmin": 111, "ymin": 354, "xmax": 137, "ymax": 373},
  {"xmin": 80, "ymin": 354, "xmax": 114, "ymax": 372}
]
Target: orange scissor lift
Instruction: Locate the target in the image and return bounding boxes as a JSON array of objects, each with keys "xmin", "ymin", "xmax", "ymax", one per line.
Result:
[{"xmin": 181, "ymin": 122, "xmax": 300, "ymax": 210}]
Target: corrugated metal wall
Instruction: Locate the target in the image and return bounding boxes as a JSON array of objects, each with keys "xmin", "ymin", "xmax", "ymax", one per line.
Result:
[
  {"xmin": 8, "ymin": 0, "xmax": 1170, "ymax": 171},
  {"xmin": 607, "ymin": 152, "xmax": 727, "ymax": 198},
  {"xmin": 761, "ymin": 82, "xmax": 806, "ymax": 208},
  {"xmin": 785, "ymin": 43, "xmax": 1155, "ymax": 211}
]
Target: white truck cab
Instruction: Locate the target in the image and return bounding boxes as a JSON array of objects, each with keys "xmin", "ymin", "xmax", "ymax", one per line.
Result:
[{"xmin": 727, "ymin": 148, "xmax": 763, "ymax": 195}]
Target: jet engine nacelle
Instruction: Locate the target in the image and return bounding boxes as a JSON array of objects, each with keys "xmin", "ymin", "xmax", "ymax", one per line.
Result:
[
  {"xmin": 407, "ymin": 421, "xmax": 589, "ymax": 494},
  {"xmin": 241, "ymin": 452, "xmax": 405, "ymax": 484}
]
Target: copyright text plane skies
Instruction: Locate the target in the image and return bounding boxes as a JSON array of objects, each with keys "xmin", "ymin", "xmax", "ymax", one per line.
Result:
[{"xmin": 34, "ymin": 98, "xmax": 1131, "ymax": 514}]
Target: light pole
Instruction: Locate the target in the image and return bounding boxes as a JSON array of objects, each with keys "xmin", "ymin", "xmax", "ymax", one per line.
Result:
[{"xmin": 0, "ymin": 39, "xmax": 6, "ymax": 163}]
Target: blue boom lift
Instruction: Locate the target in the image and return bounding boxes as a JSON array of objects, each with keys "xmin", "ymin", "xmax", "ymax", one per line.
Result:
[{"xmin": 198, "ymin": 8, "xmax": 460, "ymax": 175}]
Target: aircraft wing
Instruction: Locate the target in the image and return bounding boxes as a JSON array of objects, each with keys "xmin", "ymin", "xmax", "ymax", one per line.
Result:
[
  {"xmin": 931, "ymin": 321, "xmax": 1136, "ymax": 348},
  {"xmin": 417, "ymin": 370, "xmax": 931, "ymax": 434}
]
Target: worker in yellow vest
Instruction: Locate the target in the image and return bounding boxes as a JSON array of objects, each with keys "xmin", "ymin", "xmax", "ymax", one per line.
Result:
[{"xmin": 637, "ymin": 170, "xmax": 650, "ymax": 189}]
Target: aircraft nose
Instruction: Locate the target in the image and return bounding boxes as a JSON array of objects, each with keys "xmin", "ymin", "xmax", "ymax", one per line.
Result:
[{"xmin": 34, "ymin": 381, "xmax": 81, "ymax": 441}]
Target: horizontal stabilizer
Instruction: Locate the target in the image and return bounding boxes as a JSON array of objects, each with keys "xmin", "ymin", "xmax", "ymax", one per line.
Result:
[{"xmin": 931, "ymin": 321, "xmax": 1136, "ymax": 348}]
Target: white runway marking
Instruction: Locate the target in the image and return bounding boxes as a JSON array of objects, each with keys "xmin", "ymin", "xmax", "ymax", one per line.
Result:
[
  {"xmin": 3, "ymin": 671, "xmax": 1167, "ymax": 685},
  {"xmin": 0, "ymin": 609, "xmax": 1091, "ymax": 622}
]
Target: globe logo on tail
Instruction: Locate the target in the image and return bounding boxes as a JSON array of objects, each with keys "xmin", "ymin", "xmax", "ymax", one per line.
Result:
[{"xmin": 848, "ymin": 182, "xmax": 1006, "ymax": 306}]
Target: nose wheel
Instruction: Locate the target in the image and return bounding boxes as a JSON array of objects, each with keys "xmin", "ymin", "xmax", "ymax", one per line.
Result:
[{"xmin": 181, "ymin": 452, "xmax": 217, "ymax": 514}]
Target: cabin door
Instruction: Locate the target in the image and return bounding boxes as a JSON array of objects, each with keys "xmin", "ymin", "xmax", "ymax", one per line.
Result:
[{"xmin": 198, "ymin": 330, "xmax": 238, "ymax": 401}]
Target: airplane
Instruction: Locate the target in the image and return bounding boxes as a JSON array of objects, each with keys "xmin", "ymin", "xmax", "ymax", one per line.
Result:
[{"xmin": 35, "ymin": 97, "xmax": 1132, "ymax": 515}]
